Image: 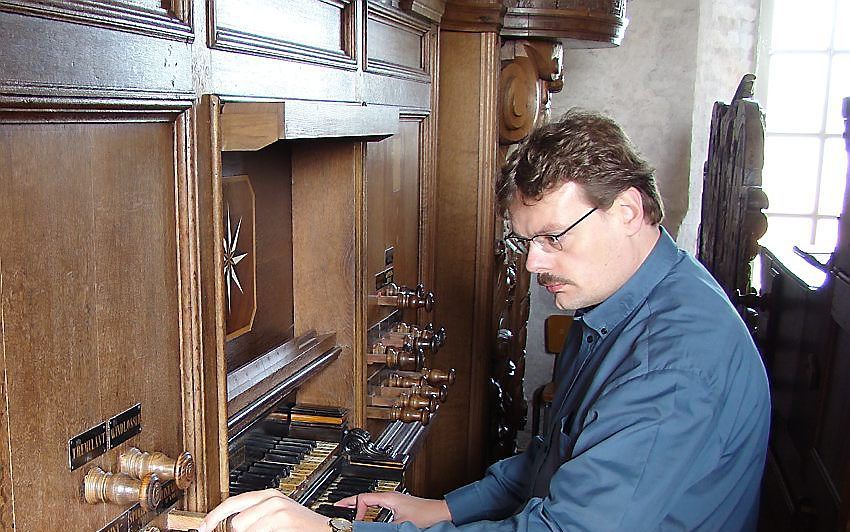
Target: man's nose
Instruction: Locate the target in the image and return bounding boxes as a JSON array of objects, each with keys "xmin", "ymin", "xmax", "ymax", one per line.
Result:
[{"xmin": 524, "ymin": 244, "xmax": 547, "ymax": 273}]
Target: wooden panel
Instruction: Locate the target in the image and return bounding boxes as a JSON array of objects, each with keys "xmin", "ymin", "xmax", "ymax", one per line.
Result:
[
  {"xmin": 0, "ymin": 0, "xmax": 192, "ymax": 41},
  {"xmin": 365, "ymin": 118, "xmax": 423, "ymax": 326},
  {"xmin": 423, "ymin": 29, "xmax": 499, "ymax": 497},
  {"xmin": 366, "ymin": 2, "xmax": 431, "ymax": 82},
  {"xmin": 0, "ymin": 104, "xmax": 194, "ymax": 529},
  {"xmin": 0, "ymin": 12, "xmax": 193, "ymax": 96},
  {"xmin": 209, "ymin": 0, "xmax": 357, "ymax": 69},
  {"xmin": 221, "ymin": 147, "xmax": 295, "ymax": 372},
  {"xmin": 291, "ymin": 141, "xmax": 365, "ymax": 425},
  {"xmin": 196, "ymin": 95, "xmax": 229, "ymax": 510}
]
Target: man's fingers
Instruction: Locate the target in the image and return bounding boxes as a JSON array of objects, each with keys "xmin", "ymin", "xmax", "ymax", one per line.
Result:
[
  {"xmin": 334, "ymin": 494, "xmax": 358, "ymax": 508},
  {"xmin": 229, "ymin": 495, "xmax": 288, "ymax": 531},
  {"xmin": 350, "ymin": 492, "xmax": 401, "ymax": 520},
  {"xmin": 198, "ymin": 489, "xmax": 280, "ymax": 532},
  {"xmin": 355, "ymin": 494, "xmax": 371, "ymax": 521}
]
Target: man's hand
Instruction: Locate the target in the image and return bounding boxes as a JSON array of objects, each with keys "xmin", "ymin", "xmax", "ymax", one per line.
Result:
[
  {"xmin": 196, "ymin": 489, "xmax": 329, "ymax": 532},
  {"xmin": 334, "ymin": 492, "xmax": 452, "ymax": 528}
]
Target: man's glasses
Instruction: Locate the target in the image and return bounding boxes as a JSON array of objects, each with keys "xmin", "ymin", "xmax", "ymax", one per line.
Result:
[{"xmin": 505, "ymin": 207, "xmax": 597, "ymax": 254}]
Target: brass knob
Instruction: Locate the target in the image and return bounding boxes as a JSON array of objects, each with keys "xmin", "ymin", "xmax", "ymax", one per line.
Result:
[
  {"xmin": 120, "ymin": 448, "xmax": 195, "ymax": 490},
  {"xmin": 422, "ymin": 324, "xmax": 446, "ymax": 347},
  {"xmin": 421, "ymin": 368, "xmax": 455, "ymax": 386},
  {"xmin": 83, "ymin": 467, "xmax": 162, "ymax": 511},
  {"xmin": 415, "ymin": 335, "xmax": 439, "ymax": 354},
  {"xmin": 374, "ymin": 284, "xmax": 435, "ymax": 312},
  {"xmin": 391, "ymin": 405, "xmax": 430, "ymax": 425},
  {"xmin": 387, "ymin": 373, "xmax": 427, "ymax": 388},
  {"xmin": 393, "ymin": 322, "xmax": 415, "ymax": 334},
  {"xmin": 367, "ymin": 346, "xmax": 423, "ymax": 370},
  {"xmin": 403, "ymin": 393, "xmax": 438, "ymax": 412},
  {"xmin": 389, "ymin": 348, "xmax": 423, "ymax": 370},
  {"xmin": 416, "ymin": 383, "xmax": 448, "ymax": 402}
]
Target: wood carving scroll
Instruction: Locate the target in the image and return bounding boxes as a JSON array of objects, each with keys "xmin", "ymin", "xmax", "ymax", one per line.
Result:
[
  {"xmin": 499, "ymin": 40, "xmax": 563, "ymax": 144},
  {"xmin": 222, "ymin": 175, "xmax": 257, "ymax": 341},
  {"xmin": 489, "ymin": 40, "xmax": 563, "ymax": 461},
  {"xmin": 698, "ymin": 74, "xmax": 768, "ymax": 305}
]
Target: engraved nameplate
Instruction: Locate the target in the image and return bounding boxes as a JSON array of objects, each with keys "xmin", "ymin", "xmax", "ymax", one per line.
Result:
[
  {"xmin": 69, "ymin": 422, "xmax": 108, "ymax": 471},
  {"xmin": 127, "ymin": 503, "xmax": 155, "ymax": 531},
  {"xmin": 110, "ymin": 403, "xmax": 142, "ymax": 448},
  {"xmin": 158, "ymin": 479, "xmax": 183, "ymax": 511},
  {"xmin": 97, "ymin": 511, "xmax": 128, "ymax": 532},
  {"xmin": 68, "ymin": 404, "xmax": 143, "ymax": 471}
]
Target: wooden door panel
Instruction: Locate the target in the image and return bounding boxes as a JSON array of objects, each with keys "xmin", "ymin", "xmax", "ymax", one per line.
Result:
[
  {"xmin": 0, "ymin": 109, "xmax": 193, "ymax": 529},
  {"xmin": 365, "ymin": 118, "xmax": 422, "ymax": 327}
]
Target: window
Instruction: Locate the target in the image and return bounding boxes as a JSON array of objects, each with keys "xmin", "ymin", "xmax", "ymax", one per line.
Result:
[{"xmin": 757, "ymin": 0, "xmax": 849, "ymax": 253}]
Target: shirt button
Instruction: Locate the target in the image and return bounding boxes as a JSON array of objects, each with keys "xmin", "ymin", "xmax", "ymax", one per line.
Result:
[
  {"xmin": 587, "ymin": 335, "xmax": 594, "ymax": 343},
  {"xmin": 600, "ymin": 328, "xmax": 608, "ymax": 335}
]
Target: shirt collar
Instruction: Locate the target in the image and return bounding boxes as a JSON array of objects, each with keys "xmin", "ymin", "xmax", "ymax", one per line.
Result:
[{"xmin": 577, "ymin": 226, "xmax": 680, "ymax": 335}]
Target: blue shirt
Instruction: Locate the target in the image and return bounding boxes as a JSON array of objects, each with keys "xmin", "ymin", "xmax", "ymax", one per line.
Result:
[{"xmin": 355, "ymin": 228, "xmax": 770, "ymax": 532}]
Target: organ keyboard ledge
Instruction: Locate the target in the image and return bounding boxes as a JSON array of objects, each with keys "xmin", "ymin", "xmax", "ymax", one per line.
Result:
[{"xmin": 226, "ymin": 331, "xmax": 341, "ymax": 442}]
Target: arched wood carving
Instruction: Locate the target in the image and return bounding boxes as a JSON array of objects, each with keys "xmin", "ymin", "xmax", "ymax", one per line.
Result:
[
  {"xmin": 699, "ymin": 74, "xmax": 768, "ymax": 303},
  {"xmin": 490, "ymin": 39, "xmax": 563, "ymax": 462}
]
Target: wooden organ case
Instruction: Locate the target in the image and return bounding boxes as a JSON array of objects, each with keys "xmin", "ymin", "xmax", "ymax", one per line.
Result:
[
  {"xmin": 0, "ymin": 0, "xmax": 629, "ymax": 529},
  {"xmin": 0, "ymin": 1, "xmax": 446, "ymax": 529}
]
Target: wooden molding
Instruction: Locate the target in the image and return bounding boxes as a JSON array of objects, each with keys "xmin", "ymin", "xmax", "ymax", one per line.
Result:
[
  {"xmin": 399, "ymin": 0, "xmax": 446, "ymax": 22},
  {"xmin": 441, "ymin": 0, "xmax": 504, "ymax": 33},
  {"xmin": 208, "ymin": 0, "xmax": 357, "ymax": 70},
  {"xmin": 501, "ymin": 6, "xmax": 627, "ymax": 45},
  {"xmin": 0, "ymin": 0, "xmax": 193, "ymax": 41},
  {"xmin": 219, "ymin": 101, "xmax": 400, "ymax": 151},
  {"xmin": 365, "ymin": 2, "xmax": 432, "ymax": 83}
]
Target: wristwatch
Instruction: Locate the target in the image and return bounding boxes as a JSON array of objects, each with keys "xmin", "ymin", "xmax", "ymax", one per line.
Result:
[{"xmin": 328, "ymin": 517, "xmax": 354, "ymax": 531}]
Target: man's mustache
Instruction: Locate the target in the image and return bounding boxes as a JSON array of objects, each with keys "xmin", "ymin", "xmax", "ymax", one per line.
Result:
[{"xmin": 538, "ymin": 273, "xmax": 569, "ymax": 286}]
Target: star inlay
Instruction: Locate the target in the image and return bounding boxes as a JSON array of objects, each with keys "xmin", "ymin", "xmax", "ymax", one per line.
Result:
[{"xmin": 223, "ymin": 203, "xmax": 249, "ymax": 314}]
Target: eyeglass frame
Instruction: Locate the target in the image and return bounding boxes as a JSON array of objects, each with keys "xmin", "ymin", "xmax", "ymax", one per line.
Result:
[{"xmin": 504, "ymin": 207, "xmax": 598, "ymax": 254}]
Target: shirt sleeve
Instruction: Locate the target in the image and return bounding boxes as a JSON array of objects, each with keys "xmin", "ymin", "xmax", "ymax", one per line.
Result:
[
  {"xmin": 353, "ymin": 444, "xmax": 541, "ymax": 532},
  {"xmin": 355, "ymin": 368, "xmax": 720, "ymax": 532}
]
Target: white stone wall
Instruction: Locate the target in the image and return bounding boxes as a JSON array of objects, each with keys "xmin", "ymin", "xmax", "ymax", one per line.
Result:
[{"xmin": 521, "ymin": 0, "xmax": 761, "ymax": 445}]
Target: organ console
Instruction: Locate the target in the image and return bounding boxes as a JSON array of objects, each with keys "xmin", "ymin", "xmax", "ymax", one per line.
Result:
[{"xmin": 0, "ymin": 0, "xmax": 629, "ymax": 528}]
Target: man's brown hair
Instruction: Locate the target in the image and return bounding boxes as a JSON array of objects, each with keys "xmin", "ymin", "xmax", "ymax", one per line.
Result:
[{"xmin": 497, "ymin": 109, "xmax": 663, "ymax": 224}]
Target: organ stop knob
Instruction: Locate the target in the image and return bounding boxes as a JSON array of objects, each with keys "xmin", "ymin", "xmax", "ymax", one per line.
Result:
[
  {"xmin": 119, "ymin": 447, "xmax": 196, "ymax": 490},
  {"xmin": 83, "ymin": 467, "xmax": 162, "ymax": 511}
]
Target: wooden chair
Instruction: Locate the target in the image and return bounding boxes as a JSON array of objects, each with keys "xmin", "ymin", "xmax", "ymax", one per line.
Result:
[{"xmin": 530, "ymin": 315, "xmax": 573, "ymax": 436}]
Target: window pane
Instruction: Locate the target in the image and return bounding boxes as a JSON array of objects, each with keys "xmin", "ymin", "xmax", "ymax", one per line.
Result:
[
  {"xmin": 836, "ymin": 0, "xmax": 850, "ymax": 50},
  {"xmin": 763, "ymin": 136, "xmax": 821, "ymax": 213},
  {"xmin": 765, "ymin": 53, "xmax": 829, "ymax": 133},
  {"xmin": 761, "ymin": 215, "xmax": 814, "ymax": 250},
  {"xmin": 770, "ymin": 0, "xmax": 833, "ymax": 50},
  {"xmin": 815, "ymin": 217, "xmax": 839, "ymax": 250},
  {"xmin": 819, "ymin": 137, "xmax": 849, "ymax": 216},
  {"xmin": 825, "ymin": 53, "xmax": 850, "ymax": 134}
]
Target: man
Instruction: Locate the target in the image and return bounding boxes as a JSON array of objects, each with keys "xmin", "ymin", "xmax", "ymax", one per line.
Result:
[{"xmin": 198, "ymin": 110, "xmax": 770, "ymax": 532}]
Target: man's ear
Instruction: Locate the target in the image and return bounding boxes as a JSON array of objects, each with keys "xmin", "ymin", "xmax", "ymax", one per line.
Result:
[{"xmin": 615, "ymin": 187, "xmax": 645, "ymax": 235}]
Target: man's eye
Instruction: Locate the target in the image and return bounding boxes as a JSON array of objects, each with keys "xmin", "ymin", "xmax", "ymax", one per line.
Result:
[{"xmin": 543, "ymin": 235, "xmax": 560, "ymax": 246}]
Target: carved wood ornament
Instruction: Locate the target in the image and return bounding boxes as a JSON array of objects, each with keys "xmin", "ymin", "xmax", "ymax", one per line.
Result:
[
  {"xmin": 491, "ymin": 39, "xmax": 563, "ymax": 462},
  {"xmin": 698, "ymin": 74, "xmax": 768, "ymax": 303}
]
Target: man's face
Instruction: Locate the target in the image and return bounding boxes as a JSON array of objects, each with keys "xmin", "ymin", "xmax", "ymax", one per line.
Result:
[{"xmin": 508, "ymin": 182, "xmax": 633, "ymax": 311}]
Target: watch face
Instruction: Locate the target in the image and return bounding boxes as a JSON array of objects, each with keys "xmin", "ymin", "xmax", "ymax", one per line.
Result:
[{"xmin": 329, "ymin": 517, "xmax": 353, "ymax": 531}]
